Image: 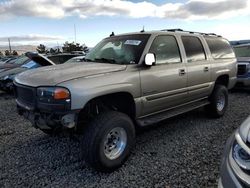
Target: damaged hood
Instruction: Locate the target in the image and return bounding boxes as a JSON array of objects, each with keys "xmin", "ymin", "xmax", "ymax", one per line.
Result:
[{"xmin": 15, "ymin": 62, "xmax": 127, "ymax": 87}]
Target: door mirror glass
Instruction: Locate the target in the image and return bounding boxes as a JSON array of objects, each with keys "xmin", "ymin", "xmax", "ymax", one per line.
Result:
[{"xmin": 145, "ymin": 53, "xmax": 155, "ymax": 66}]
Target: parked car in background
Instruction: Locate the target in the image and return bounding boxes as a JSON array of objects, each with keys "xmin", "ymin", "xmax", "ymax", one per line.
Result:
[
  {"xmin": 219, "ymin": 117, "xmax": 250, "ymax": 187},
  {"xmin": 233, "ymin": 43, "xmax": 250, "ymax": 87},
  {"xmin": 14, "ymin": 29, "xmax": 236, "ymax": 172},
  {"xmin": 64, "ymin": 56, "xmax": 86, "ymax": 64},
  {"xmin": 0, "ymin": 57, "xmax": 17, "ymax": 64},
  {"xmin": 0, "ymin": 52, "xmax": 55, "ymax": 92},
  {"xmin": 0, "ymin": 56, "xmax": 30, "ymax": 73},
  {"xmin": 47, "ymin": 53, "xmax": 82, "ymax": 64},
  {"xmin": 0, "ymin": 52, "xmax": 82, "ymax": 92}
]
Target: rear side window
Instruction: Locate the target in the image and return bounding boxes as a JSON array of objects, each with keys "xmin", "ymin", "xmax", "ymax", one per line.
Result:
[
  {"xmin": 205, "ymin": 37, "xmax": 235, "ymax": 59},
  {"xmin": 181, "ymin": 36, "xmax": 206, "ymax": 62},
  {"xmin": 48, "ymin": 56, "xmax": 60, "ymax": 64},
  {"xmin": 149, "ymin": 35, "xmax": 181, "ymax": 64}
]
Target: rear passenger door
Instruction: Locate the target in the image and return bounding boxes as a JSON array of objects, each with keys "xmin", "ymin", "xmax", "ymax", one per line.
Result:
[
  {"xmin": 181, "ymin": 36, "xmax": 211, "ymax": 101},
  {"xmin": 140, "ymin": 35, "xmax": 188, "ymax": 115}
]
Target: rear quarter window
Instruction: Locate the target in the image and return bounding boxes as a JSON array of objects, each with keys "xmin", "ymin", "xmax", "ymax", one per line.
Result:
[
  {"xmin": 205, "ymin": 37, "xmax": 235, "ymax": 59},
  {"xmin": 181, "ymin": 36, "xmax": 206, "ymax": 62}
]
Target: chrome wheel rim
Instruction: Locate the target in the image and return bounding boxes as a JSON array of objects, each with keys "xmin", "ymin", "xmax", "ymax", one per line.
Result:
[
  {"xmin": 217, "ymin": 93, "xmax": 225, "ymax": 111},
  {"xmin": 103, "ymin": 127, "xmax": 127, "ymax": 160}
]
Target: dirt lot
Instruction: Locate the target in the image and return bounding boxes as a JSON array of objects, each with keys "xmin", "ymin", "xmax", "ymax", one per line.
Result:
[{"xmin": 0, "ymin": 90, "xmax": 250, "ymax": 188}]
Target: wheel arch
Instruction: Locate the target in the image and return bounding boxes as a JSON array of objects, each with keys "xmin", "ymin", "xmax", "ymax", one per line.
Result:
[
  {"xmin": 214, "ymin": 74, "xmax": 229, "ymax": 88},
  {"xmin": 77, "ymin": 91, "xmax": 137, "ymax": 124}
]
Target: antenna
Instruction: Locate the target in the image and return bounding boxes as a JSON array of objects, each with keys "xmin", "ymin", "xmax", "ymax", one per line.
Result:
[
  {"xmin": 140, "ymin": 25, "xmax": 145, "ymax": 33},
  {"xmin": 110, "ymin": 32, "xmax": 115, "ymax": 37},
  {"xmin": 8, "ymin": 38, "xmax": 12, "ymax": 54},
  {"xmin": 74, "ymin": 24, "xmax": 76, "ymax": 43}
]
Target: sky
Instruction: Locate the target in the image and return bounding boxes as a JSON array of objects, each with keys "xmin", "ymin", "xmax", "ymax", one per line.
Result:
[{"xmin": 0, "ymin": 0, "xmax": 250, "ymax": 47}]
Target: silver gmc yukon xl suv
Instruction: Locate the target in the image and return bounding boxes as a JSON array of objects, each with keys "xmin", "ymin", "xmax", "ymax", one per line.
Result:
[{"xmin": 14, "ymin": 29, "xmax": 237, "ymax": 171}]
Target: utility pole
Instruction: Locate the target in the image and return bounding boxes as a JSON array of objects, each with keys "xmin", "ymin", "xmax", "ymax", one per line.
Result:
[
  {"xmin": 8, "ymin": 38, "xmax": 12, "ymax": 54},
  {"xmin": 74, "ymin": 24, "xmax": 77, "ymax": 44}
]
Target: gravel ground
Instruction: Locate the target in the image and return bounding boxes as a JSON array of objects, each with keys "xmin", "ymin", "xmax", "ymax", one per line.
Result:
[{"xmin": 0, "ymin": 90, "xmax": 250, "ymax": 188}]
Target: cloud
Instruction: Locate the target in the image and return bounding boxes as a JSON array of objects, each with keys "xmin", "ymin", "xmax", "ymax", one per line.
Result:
[
  {"xmin": 0, "ymin": 34, "xmax": 63, "ymax": 42},
  {"xmin": 0, "ymin": 0, "xmax": 250, "ymax": 20}
]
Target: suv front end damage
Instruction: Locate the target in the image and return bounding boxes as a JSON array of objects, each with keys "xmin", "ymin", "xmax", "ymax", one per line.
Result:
[{"xmin": 14, "ymin": 83, "xmax": 79, "ymax": 131}]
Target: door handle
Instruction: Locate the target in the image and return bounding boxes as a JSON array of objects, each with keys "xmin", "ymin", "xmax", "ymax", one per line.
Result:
[
  {"xmin": 204, "ymin": 67, "xmax": 209, "ymax": 72},
  {"xmin": 179, "ymin": 69, "xmax": 186, "ymax": 76}
]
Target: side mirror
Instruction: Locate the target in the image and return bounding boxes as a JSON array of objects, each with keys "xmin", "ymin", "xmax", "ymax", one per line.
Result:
[{"xmin": 145, "ymin": 53, "xmax": 155, "ymax": 66}]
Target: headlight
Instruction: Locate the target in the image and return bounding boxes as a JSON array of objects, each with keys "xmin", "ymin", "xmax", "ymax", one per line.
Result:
[
  {"xmin": 37, "ymin": 87, "xmax": 70, "ymax": 103},
  {"xmin": 233, "ymin": 134, "xmax": 250, "ymax": 171}
]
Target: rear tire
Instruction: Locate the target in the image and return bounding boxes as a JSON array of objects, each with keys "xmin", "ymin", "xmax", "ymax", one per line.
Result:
[
  {"xmin": 205, "ymin": 85, "xmax": 228, "ymax": 118},
  {"xmin": 81, "ymin": 111, "xmax": 135, "ymax": 172}
]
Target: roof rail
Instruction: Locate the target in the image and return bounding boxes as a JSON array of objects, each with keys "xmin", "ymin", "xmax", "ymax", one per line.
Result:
[{"xmin": 161, "ymin": 29, "xmax": 221, "ymax": 37}]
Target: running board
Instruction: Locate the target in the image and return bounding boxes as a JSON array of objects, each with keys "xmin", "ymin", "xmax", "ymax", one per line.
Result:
[{"xmin": 137, "ymin": 99, "xmax": 210, "ymax": 127}]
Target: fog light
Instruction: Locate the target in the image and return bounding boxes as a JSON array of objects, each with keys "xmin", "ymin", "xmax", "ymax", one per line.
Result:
[{"xmin": 61, "ymin": 114, "xmax": 76, "ymax": 128}]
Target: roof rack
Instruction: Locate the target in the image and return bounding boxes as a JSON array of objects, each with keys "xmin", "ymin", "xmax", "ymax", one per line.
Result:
[{"xmin": 161, "ymin": 29, "xmax": 222, "ymax": 37}]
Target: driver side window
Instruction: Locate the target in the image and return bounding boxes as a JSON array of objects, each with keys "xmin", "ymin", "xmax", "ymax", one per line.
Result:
[{"xmin": 149, "ymin": 35, "xmax": 181, "ymax": 64}]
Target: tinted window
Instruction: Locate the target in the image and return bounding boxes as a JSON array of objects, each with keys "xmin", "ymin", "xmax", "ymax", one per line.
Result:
[
  {"xmin": 205, "ymin": 37, "xmax": 235, "ymax": 59},
  {"xmin": 14, "ymin": 56, "xmax": 29, "ymax": 64},
  {"xmin": 48, "ymin": 56, "xmax": 60, "ymax": 64},
  {"xmin": 233, "ymin": 46, "xmax": 250, "ymax": 57},
  {"xmin": 182, "ymin": 36, "xmax": 206, "ymax": 62},
  {"xmin": 21, "ymin": 60, "xmax": 41, "ymax": 69},
  {"xmin": 149, "ymin": 35, "xmax": 181, "ymax": 64}
]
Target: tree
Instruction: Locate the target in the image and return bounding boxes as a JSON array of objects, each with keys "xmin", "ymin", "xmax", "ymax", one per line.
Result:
[
  {"xmin": 5, "ymin": 50, "xmax": 10, "ymax": 56},
  {"xmin": 12, "ymin": 50, "xmax": 18, "ymax": 56},
  {"xmin": 36, "ymin": 44, "xmax": 47, "ymax": 54},
  {"xmin": 62, "ymin": 41, "xmax": 89, "ymax": 53},
  {"xmin": 0, "ymin": 51, "xmax": 3, "ymax": 57},
  {"xmin": 49, "ymin": 48, "xmax": 56, "ymax": 54},
  {"xmin": 82, "ymin": 44, "xmax": 89, "ymax": 53}
]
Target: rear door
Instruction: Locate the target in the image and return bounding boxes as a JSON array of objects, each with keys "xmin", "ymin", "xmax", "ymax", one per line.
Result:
[
  {"xmin": 181, "ymin": 36, "xmax": 211, "ymax": 101},
  {"xmin": 140, "ymin": 35, "xmax": 188, "ymax": 115}
]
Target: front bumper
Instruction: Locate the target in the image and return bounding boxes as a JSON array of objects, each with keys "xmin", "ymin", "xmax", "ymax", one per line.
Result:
[
  {"xmin": 237, "ymin": 77, "xmax": 250, "ymax": 86},
  {"xmin": 17, "ymin": 103, "xmax": 79, "ymax": 130},
  {"xmin": 219, "ymin": 132, "xmax": 250, "ymax": 188},
  {"xmin": 14, "ymin": 83, "xmax": 79, "ymax": 131}
]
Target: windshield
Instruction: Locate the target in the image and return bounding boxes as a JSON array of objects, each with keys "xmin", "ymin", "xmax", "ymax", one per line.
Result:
[
  {"xmin": 234, "ymin": 46, "xmax": 250, "ymax": 57},
  {"xmin": 85, "ymin": 34, "xmax": 150, "ymax": 64},
  {"xmin": 21, "ymin": 60, "xmax": 41, "ymax": 69},
  {"xmin": 14, "ymin": 56, "xmax": 29, "ymax": 64}
]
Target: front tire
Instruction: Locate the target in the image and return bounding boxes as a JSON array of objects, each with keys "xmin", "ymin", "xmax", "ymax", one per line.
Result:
[
  {"xmin": 81, "ymin": 111, "xmax": 135, "ymax": 172},
  {"xmin": 206, "ymin": 85, "xmax": 228, "ymax": 118}
]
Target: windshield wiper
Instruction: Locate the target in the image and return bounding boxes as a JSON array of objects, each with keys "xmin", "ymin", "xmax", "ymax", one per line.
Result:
[{"xmin": 94, "ymin": 58, "xmax": 116, "ymax": 64}]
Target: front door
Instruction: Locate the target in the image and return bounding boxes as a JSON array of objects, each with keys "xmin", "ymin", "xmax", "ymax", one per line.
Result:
[{"xmin": 140, "ymin": 35, "xmax": 188, "ymax": 116}]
